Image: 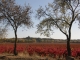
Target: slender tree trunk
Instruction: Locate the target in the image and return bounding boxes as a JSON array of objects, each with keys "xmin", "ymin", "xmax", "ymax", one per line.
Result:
[
  {"xmin": 67, "ymin": 20, "xmax": 72, "ymax": 56},
  {"xmin": 14, "ymin": 30, "xmax": 18, "ymax": 55},
  {"xmin": 67, "ymin": 37, "xmax": 71, "ymax": 56}
]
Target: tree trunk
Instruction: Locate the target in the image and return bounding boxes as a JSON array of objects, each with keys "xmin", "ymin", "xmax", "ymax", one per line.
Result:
[
  {"xmin": 67, "ymin": 37, "xmax": 71, "ymax": 56},
  {"xmin": 14, "ymin": 30, "xmax": 18, "ymax": 55}
]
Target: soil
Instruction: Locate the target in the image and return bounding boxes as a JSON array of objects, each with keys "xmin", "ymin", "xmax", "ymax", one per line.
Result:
[
  {"xmin": 0, "ymin": 54, "xmax": 61, "ymax": 60},
  {"xmin": 0, "ymin": 54, "xmax": 79, "ymax": 60}
]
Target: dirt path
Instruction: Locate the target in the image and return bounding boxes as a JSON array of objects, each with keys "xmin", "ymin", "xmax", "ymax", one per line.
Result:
[{"xmin": 0, "ymin": 54, "xmax": 79, "ymax": 60}]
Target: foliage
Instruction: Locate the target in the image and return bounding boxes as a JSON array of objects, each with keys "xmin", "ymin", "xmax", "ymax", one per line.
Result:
[{"xmin": 0, "ymin": 43, "xmax": 80, "ymax": 58}]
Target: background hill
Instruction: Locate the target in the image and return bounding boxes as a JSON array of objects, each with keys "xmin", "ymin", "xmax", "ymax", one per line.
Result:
[{"xmin": 0, "ymin": 36, "xmax": 80, "ymax": 43}]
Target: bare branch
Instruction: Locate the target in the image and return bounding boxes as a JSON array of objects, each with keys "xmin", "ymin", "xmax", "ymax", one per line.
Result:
[
  {"xmin": 74, "ymin": 0, "xmax": 80, "ymax": 11},
  {"xmin": 56, "ymin": 21, "xmax": 68, "ymax": 37}
]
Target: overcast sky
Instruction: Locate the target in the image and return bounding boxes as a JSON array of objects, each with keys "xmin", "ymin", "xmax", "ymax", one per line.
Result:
[{"xmin": 7, "ymin": 0, "xmax": 80, "ymax": 39}]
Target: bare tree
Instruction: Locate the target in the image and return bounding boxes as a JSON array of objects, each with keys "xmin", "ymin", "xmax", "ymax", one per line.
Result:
[
  {"xmin": 36, "ymin": 0, "xmax": 80, "ymax": 57},
  {"xmin": 0, "ymin": 0, "xmax": 33, "ymax": 55},
  {"xmin": 0, "ymin": 26, "xmax": 7, "ymax": 39}
]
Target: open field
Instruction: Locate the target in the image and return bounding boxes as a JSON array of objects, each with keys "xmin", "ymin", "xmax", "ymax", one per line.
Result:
[{"xmin": 0, "ymin": 43, "xmax": 80, "ymax": 60}]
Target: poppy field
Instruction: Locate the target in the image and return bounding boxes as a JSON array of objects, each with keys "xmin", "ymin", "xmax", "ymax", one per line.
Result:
[{"xmin": 0, "ymin": 43, "xmax": 80, "ymax": 58}]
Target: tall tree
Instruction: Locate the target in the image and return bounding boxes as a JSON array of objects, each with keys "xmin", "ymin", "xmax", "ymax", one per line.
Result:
[
  {"xmin": 0, "ymin": 0, "xmax": 33, "ymax": 55},
  {"xmin": 36, "ymin": 0, "xmax": 80, "ymax": 57}
]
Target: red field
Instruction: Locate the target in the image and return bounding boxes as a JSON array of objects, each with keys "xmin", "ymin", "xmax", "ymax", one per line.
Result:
[{"xmin": 0, "ymin": 43, "xmax": 80, "ymax": 58}]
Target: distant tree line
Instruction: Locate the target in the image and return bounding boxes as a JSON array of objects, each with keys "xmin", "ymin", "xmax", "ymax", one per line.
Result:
[{"xmin": 0, "ymin": 37, "xmax": 80, "ymax": 43}]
